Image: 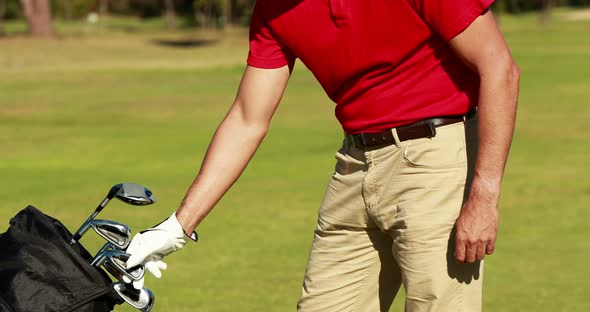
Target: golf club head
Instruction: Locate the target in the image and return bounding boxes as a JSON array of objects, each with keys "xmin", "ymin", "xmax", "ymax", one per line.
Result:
[
  {"xmin": 114, "ymin": 183, "xmax": 155, "ymax": 206},
  {"xmin": 103, "ymin": 260, "xmax": 130, "ymax": 283},
  {"xmin": 91, "ymin": 219, "xmax": 131, "ymax": 249},
  {"xmin": 95, "ymin": 242, "xmax": 116, "ymax": 258},
  {"xmin": 113, "ymin": 283, "xmax": 155, "ymax": 312},
  {"xmin": 102, "ymin": 259, "xmax": 144, "ymax": 283},
  {"xmin": 105, "ymin": 256, "xmax": 145, "ymax": 281},
  {"xmin": 92, "ymin": 250, "xmax": 145, "ymax": 281}
]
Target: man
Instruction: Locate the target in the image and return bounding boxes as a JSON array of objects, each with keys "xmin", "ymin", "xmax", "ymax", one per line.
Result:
[{"xmin": 126, "ymin": 0, "xmax": 520, "ymax": 310}]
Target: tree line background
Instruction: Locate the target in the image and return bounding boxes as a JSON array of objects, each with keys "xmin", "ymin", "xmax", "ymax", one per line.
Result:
[{"xmin": 0, "ymin": 0, "xmax": 589, "ymax": 37}]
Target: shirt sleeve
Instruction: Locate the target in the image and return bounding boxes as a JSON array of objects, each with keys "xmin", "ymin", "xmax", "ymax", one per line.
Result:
[
  {"xmin": 408, "ymin": 0, "xmax": 495, "ymax": 41},
  {"xmin": 247, "ymin": 2, "xmax": 296, "ymax": 69}
]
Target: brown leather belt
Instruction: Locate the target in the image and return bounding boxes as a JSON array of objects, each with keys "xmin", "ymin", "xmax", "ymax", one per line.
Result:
[{"xmin": 345, "ymin": 110, "xmax": 476, "ymax": 149}]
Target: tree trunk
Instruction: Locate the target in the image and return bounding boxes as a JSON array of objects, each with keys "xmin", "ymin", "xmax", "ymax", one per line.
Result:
[
  {"xmin": 98, "ymin": 0, "xmax": 108, "ymax": 17},
  {"xmin": 163, "ymin": 0, "xmax": 176, "ymax": 29},
  {"xmin": 223, "ymin": 0, "xmax": 231, "ymax": 26},
  {"xmin": 205, "ymin": 0, "xmax": 212, "ymax": 28},
  {"xmin": 63, "ymin": 0, "xmax": 73, "ymax": 20},
  {"xmin": 0, "ymin": 0, "xmax": 6, "ymax": 36},
  {"xmin": 540, "ymin": 0, "xmax": 555, "ymax": 25},
  {"xmin": 20, "ymin": 0, "xmax": 54, "ymax": 37}
]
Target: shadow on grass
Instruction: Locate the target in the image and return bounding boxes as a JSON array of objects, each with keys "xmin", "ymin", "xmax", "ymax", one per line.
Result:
[
  {"xmin": 107, "ymin": 24, "xmax": 140, "ymax": 33},
  {"xmin": 150, "ymin": 38, "xmax": 218, "ymax": 48}
]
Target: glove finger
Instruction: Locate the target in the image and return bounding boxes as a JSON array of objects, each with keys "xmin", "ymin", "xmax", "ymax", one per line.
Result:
[
  {"xmin": 125, "ymin": 234, "xmax": 147, "ymax": 268},
  {"xmin": 157, "ymin": 260, "xmax": 167, "ymax": 271},
  {"xmin": 145, "ymin": 261, "xmax": 162, "ymax": 278},
  {"xmin": 122, "ymin": 275, "xmax": 132, "ymax": 284},
  {"xmin": 126, "ymin": 252, "xmax": 149, "ymax": 269},
  {"xmin": 132, "ymin": 277, "xmax": 144, "ymax": 290}
]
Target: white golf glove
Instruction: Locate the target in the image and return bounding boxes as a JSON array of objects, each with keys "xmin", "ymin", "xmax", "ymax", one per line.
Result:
[{"xmin": 125, "ymin": 212, "xmax": 197, "ymax": 289}]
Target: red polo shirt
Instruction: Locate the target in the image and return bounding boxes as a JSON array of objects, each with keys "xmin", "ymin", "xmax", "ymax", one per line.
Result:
[{"xmin": 247, "ymin": 0, "xmax": 494, "ymax": 134}]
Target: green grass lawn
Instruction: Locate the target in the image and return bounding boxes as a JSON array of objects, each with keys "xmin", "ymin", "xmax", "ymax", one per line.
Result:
[{"xmin": 1, "ymin": 11, "xmax": 589, "ymax": 311}]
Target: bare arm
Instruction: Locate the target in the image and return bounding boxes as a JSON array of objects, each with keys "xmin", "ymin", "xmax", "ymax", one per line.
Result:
[
  {"xmin": 175, "ymin": 65, "xmax": 292, "ymax": 233},
  {"xmin": 448, "ymin": 10, "xmax": 520, "ymax": 263}
]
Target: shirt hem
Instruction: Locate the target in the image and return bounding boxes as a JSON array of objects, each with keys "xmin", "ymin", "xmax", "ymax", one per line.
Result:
[{"xmin": 247, "ymin": 54, "xmax": 291, "ymax": 69}]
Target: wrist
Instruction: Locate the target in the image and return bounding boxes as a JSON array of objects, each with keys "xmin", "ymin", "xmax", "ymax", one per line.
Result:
[
  {"xmin": 173, "ymin": 211, "xmax": 199, "ymax": 242},
  {"xmin": 175, "ymin": 210, "xmax": 194, "ymax": 234},
  {"xmin": 467, "ymin": 176, "xmax": 502, "ymax": 207},
  {"xmin": 472, "ymin": 170, "xmax": 502, "ymax": 190}
]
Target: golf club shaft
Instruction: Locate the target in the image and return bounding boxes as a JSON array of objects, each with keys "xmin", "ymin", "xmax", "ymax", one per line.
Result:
[{"xmin": 69, "ymin": 198, "xmax": 111, "ymax": 245}]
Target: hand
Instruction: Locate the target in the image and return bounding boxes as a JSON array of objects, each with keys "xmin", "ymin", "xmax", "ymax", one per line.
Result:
[
  {"xmin": 112, "ymin": 258, "xmax": 167, "ymax": 287},
  {"xmin": 125, "ymin": 212, "xmax": 192, "ymax": 288},
  {"xmin": 123, "ymin": 259, "xmax": 168, "ymax": 289},
  {"xmin": 454, "ymin": 195, "xmax": 499, "ymax": 263}
]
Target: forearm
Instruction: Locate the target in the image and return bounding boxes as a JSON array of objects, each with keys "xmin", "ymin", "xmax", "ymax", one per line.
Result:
[
  {"xmin": 469, "ymin": 60, "xmax": 520, "ymax": 204},
  {"xmin": 124, "ymin": 66, "xmax": 289, "ymax": 270},
  {"xmin": 447, "ymin": 9, "xmax": 518, "ymax": 262},
  {"xmin": 170, "ymin": 65, "xmax": 291, "ymax": 234},
  {"xmin": 175, "ymin": 106, "xmax": 269, "ymax": 233}
]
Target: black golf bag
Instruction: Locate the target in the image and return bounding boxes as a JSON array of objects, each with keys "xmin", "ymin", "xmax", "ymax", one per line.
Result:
[{"xmin": 0, "ymin": 206, "xmax": 123, "ymax": 312}]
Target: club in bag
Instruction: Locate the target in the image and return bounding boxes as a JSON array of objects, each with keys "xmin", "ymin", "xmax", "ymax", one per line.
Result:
[
  {"xmin": 103, "ymin": 258, "xmax": 135, "ymax": 283},
  {"xmin": 91, "ymin": 249, "xmax": 145, "ymax": 281},
  {"xmin": 95, "ymin": 242, "xmax": 133, "ymax": 283},
  {"xmin": 96, "ymin": 242, "xmax": 116, "ymax": 255},
  {"xmin": 73, "ymin": 219, "xmax": 131, "ymax": 249},
  {"xmin": 70, "ymin": 182, "xmax": 155, "ymax": 245},
  {"xmin": 113, "ymin": 282, "xmax": 155, "ymax": 312}
]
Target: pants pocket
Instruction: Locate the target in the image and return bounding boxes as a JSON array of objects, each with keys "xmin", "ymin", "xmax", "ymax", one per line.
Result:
[{"xmin": 401, "ymin": 124, "xmax": 467, "ymax": 169}]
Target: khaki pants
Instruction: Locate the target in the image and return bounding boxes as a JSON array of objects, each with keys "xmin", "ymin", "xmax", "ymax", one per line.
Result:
[{"xmin": 298, "ymin": 118, "xmax": 483, "ymax": 312}]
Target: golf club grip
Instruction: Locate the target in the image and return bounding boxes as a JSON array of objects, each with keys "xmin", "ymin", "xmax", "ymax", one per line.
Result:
[{"xmin": 69, "ymin": 233, "xmax": 82, "ymax": 245}]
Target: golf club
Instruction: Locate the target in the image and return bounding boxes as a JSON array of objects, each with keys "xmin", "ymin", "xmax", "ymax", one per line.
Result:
[
  {"xmin": 103, "ymin": 258, "xmax": 138, "ymax": 284},
  {"xmin": 94, "ymin": 242, "xmax": 133, "ymax": 283},
  {"xmin": 113, "ymin": 282, "xmax": 155, "ymax": 312},
  {"xmin": 95, "ymin": 242, "xmax": 116, "ymax": 256},
  {"xmin": 91, "ymin": 249, "xmax": 145, "ymax": 281},
  {"xmin": 74, "ymin": 219, "xmax": 131, "ymax": 249},
  {"xmin": 70, "ymin": 182, "xmax": 155, "ymax": 245}
]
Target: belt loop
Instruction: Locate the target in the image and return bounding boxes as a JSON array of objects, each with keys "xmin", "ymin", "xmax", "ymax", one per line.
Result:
[
  {"xmin": 344, "ymin": 133, "xmax": 353, "ymax": 148},
  {"xmin": 390, "ymin": 128, "xmax": 401, "ymax": 148}
]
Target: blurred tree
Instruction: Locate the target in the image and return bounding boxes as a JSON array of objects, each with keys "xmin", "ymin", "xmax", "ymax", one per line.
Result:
[
  {"xmin": 235, "ymin": 0, "xmax": 253, "ymax": 25},
  {"xmin": 19, "ymin": 0, "xmax": 53, "ymax": 37},
  {"xmin": 540, "ymin": 0, "xmax": 556, "ymax": 24},
  {"xmin": 194, "ymin": 0, "xmax": 222, "ymax": 27},
  {"xmin": 0, "ymin": 0, "xmax": 5, "ymax": 36},
  {"xmin": 506, "ymin": 0, "xmax": 520, "ymax": 13},
  {"xmin": 130, "ymin": 0, "xmax": 161, "ymax": 18},
  {"xmin": 501, "ymin": 0, "xmax": 542, "ymax": 13},
  {"xmin": 164, "ymin": 0, "xmax": 176, "ymax": 28},
  {"xmin": 226, "ymin": 0, "xmax": 253, "ymax": 25},
  {"xmin": 491, "ymin": 0, "xmax": 504, "ymax": 22},
  {"xmin": 109, "ymin": 0, "xmax": 130, "ymax": 15},
  {"xmin": 53, "ymin": 0, "xmax": 98, "ymax": 20},
  {"xmin": 568, "ymin": 0, "xmax": 590, "ymax": 5},
  {"xmin": 62, "ymin": 0, "xmax": 72, "ymax": 20},
  {"xmin": 98, "ymin": 0, "xmax": 108, "ymax": 17},
  {"xmin": 3, "ymin": 0, "xmax": 22, "ymax": 19},
  {"xmin": 223, "ymin": 0, "xmax": 229, "ymax": 24}
]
